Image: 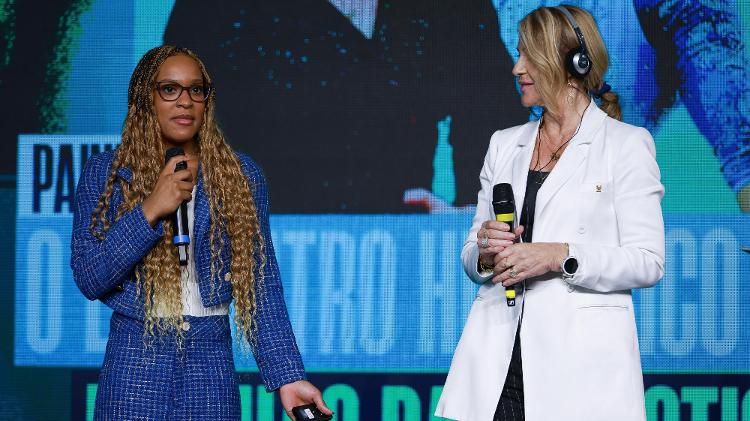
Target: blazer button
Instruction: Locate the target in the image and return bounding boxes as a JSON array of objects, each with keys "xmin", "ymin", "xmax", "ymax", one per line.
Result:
[
  {"xmin": 225, "ymin": 272, "xmax": 232, "ymax": 282},
  {"xmin": 577, "ymin": 225, "xmax": 586, "ymax": 234},
  {"xmin": 181, "ymin": 321, "xmax": 191, "ymax": 331}
]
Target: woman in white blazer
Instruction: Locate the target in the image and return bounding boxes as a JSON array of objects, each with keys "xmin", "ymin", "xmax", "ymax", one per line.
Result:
[{"xmin": 435, "ymin": 6, "xmax": 664, "ymax": 421}]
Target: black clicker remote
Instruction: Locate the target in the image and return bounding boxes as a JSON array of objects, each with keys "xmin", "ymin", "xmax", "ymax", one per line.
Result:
[{"xmin": 291, "ymin": 404, "xmax": 332, "ymax": 420}]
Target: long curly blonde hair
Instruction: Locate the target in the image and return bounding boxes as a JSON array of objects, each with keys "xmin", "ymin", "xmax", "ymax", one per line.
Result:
[{"xmin": 89, "ymin": 45, "xmax": 264, "ymax": 342}]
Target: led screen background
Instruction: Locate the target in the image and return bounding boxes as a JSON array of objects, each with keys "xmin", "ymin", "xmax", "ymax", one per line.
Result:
[{"xmin": 2, "ymin": 1, "xmax": 750, "ymax": 420}]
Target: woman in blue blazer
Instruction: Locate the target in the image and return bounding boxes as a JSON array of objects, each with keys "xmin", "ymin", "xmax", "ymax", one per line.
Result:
[{"xmin": 71, "ymin": 45, "xmax": 332, "ymax": 420}]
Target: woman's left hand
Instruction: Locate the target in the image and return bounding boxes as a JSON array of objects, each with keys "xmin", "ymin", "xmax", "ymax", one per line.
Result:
[
  {"xmin": 279, "ymin": 380, "xmax": 333, "ymax": 420},
  {"xmin": 492, "ymin": 242, "xmax": 568, "ymax": 286}
]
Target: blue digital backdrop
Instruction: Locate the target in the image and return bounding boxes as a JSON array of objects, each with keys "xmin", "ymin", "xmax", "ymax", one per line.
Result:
[{"xmin": 2, "ymin": 1, "xmax": 750, "ymax": 420}]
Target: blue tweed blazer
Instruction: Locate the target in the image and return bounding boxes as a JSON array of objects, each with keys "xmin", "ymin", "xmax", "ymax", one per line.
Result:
[{"xmin": 71, "ymin": 149, "xmax": 306, "ymax": 390}]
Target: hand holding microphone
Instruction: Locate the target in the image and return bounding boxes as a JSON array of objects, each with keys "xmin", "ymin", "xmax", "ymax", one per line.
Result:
[
  {"xmin": 142, "ymin": 151, "xmax": 195, "ymax": 223},
  {"xmin": 487, "ymin": 183, "xmax": 572, "ymax": 290},
  {"xmin": 477, "ymin": 222, "xmax": 519, "ymax": 263},
  {"xmin": 141, "ymin": 147, "xmax": 196, "ymax": 265},
  {"xmin": 492, "ymin": 183, "xmax": 522, "ymax": 306},
  {"xmin": 476, "ymin": 183, "xmax": 524, "ymax": 306}
]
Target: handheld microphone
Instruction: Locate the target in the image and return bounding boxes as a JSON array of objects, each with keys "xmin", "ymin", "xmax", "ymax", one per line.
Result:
[
  {"xmin": 492, "ymin": 183, "xmax": 518, "ymax": 306},
  {"xmin": 165, "ymin": 147, "xmax": 190, "ymax": 266}
]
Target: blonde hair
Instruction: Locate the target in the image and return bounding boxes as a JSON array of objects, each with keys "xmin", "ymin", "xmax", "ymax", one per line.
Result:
[
  {"xmin": 89, "ymin": 46, "xmax": 264, "ymax": 342},
  {"xmin": 518, "ymin": 5, "xmax": 621, "ymax": 120}
]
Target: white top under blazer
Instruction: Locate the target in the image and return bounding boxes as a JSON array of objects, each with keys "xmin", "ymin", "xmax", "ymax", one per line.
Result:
[{"xmin": 156, "ymin": 185, "xmax": 229, "ymax": 317}]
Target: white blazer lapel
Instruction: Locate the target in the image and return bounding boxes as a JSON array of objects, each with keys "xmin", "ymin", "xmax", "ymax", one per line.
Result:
[
  {"xmin": 534, "ymin": 138, "xmax": 587, "ymax": 219},
  {"xmin": 535, "ymin": 102, "xmax": 606, "ymax": 220},
  {"xmin": 510, "ymin": 121, "xmax": 539, "ymax": 214}
]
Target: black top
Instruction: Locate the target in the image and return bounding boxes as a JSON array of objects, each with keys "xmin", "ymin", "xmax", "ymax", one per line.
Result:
[{"xmin": 519, "ymin": 170, "xmax": 547, "ymax": 243}]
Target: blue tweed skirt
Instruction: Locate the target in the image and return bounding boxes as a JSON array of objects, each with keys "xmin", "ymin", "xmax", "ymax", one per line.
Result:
[{"xmin": 95, "ymin": 312, "xmax": 240, "ymax": 420}]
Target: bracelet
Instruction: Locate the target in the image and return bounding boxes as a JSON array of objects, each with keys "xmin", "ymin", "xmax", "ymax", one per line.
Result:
[{"xmin": 478, "ymin": 258, "xmax": 494, "ymax": 273}]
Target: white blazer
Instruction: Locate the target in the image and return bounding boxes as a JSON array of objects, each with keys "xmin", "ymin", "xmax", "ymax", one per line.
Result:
[{"xmin": 436, "ymin": 102, "xmax": 665, "ymax": 421}]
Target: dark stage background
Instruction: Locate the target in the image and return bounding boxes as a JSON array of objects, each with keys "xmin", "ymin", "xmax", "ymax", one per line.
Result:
[{"xmin": 2, "ymin": 1, "xmax": 750, "ymax": 420}]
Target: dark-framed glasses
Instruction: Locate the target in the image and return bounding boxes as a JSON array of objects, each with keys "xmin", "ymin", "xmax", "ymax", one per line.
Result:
[{"xmin": 155, "ymin": 81, "xmax": 212, "ymax": 102}]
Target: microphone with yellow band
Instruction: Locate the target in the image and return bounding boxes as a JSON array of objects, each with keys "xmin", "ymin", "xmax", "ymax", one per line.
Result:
[{"xmin": 493, "ymin": 183, "xmax": 518, "ymax": 307}]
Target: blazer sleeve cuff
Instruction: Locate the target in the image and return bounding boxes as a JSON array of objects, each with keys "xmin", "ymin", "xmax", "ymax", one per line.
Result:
[
  {"xmin": 259, "ymin": 356, "xmax": 308, "ymax": 391},
  {"xmin": 105, "ymin": 204, "xmax": 164, "ymax": 262},
  {"xmin": 464, "ymin": 245, "xmax": 494, "ymax": 284}
]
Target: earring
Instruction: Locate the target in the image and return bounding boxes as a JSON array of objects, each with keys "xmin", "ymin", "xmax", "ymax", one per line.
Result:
[{"xmin": 566, "ymin": 81, "xmax": 576, "ymax": 105}]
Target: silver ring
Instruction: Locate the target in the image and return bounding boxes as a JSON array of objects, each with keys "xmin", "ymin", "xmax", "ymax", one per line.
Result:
[
  {"xmin": 480, "ymin": 234, "xmax": 489, "ymax": 249},
  {"xmin": 509, "ymin": 269, "xmax": 518, "ymax": 278}
]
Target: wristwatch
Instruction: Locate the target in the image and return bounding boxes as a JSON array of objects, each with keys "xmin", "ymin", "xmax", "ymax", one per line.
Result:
[
  {"xmin": 561, "ymin": 254, "xmax": 578, "ymax": 281},
  {"xmin": 560, "ymin": 242, "xmax": 579, "ymax": 281}
]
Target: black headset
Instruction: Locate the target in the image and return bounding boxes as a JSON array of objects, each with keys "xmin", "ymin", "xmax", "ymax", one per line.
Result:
[{"xmin": 556, "ymin": 6, "xmax": 591, "ymax": 78}]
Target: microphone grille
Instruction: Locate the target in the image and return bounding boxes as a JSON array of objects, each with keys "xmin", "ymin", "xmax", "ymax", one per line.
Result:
[
  {"xmin": 164, "ymin": 147, "xmax": 185, "ymax": 163},
  {"xmin": 493, "ymin": 183, "xmax": 514, "ymax": 202}
]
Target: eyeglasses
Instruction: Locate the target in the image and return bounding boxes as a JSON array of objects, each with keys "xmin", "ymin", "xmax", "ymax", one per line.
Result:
[{"xmin": 154, "ymin": 81, "xmax": 212, "ymax": 102}]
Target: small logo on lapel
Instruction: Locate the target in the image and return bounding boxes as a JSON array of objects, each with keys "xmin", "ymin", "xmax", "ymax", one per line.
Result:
[{"xmin": 595, "ymin": 183, "xmax": 602, "ymax": 193}]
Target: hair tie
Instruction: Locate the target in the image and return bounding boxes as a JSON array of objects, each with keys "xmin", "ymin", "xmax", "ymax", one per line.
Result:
[{"xmin": 592, "ymin": 82, "xmax": 611, "ymax": 99}]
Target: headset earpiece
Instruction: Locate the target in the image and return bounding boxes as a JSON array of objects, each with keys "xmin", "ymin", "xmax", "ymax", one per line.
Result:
[
  {"xmin": 565, "ymin": 46, "xmax": 591, "ymax": 78},
  {"xmin": 556, "ymin": 6, "xmax": 592, "ymax": 78}
]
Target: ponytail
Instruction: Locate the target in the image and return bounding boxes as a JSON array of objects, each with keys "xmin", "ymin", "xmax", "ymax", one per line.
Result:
[
  {"xmin": 590, "ymin": 82, "xmax": 621, "ymax": 121},
  {"xmin": 599, "ymin": 90, "xmax": 622, "ymax": 121}
]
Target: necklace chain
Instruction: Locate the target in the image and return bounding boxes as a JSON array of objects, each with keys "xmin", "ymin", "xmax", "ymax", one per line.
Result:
[
  {"xmin": 531, "ymin": 112, "xmax": 585, "ymax": 184},
  {"xmin": 540, "ymin": 128, "xmax": 569, "ymax": 162}
]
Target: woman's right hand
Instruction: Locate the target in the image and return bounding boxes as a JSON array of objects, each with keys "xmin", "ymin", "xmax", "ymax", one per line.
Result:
[
  {"xmin": 142, "ymin": 154, "xmax": 197, "ymax": 226},
  {"xmin": 477, "ymin": 220, "xmax": 522, "ymax": 270}
]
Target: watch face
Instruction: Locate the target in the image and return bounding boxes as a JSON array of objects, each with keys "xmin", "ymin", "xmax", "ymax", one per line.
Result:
[{"xmin": 564, "ymin": 257, "xmax": 579, "ymax": 274}]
